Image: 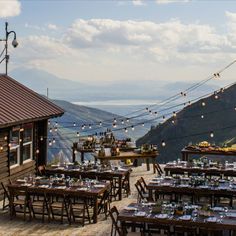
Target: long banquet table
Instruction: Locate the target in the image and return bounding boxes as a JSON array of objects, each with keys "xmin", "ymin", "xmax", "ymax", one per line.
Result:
[
  {"xmin": 45, "ymin": 166, "xmax": 131, "ymax": 200},
  {"xmin": 8, "ymin": 178, "xmax": 110, "ymax": 223},
  {"xmin": 118, "ymin": 202, "xmax": 236, "ymax": 235},
  {"xmin": 147, "ymin": 177, "xmax": 236, "ymax": 206},
  {"xmin": 164, "ymin": 164, "xmax": 236, "ymax": 177}
]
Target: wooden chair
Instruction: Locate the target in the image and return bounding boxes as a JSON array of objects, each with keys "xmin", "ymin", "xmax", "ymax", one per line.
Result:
[
  {"xmin": 154, "ymin": 163, "xmax": 163, "ymax": 176},
  {"xmin": 47, "ymin": 189, "xmax": 70, "ymax": 224},
  {"xmin": 98, "ymin": 188, "xmax": 111, "ymax": 219},
  {"xmin": 135, "ymin": 180, "xmax": 151, "ymax": 203},
  {"xmin": 67, "ymin": 191, "xmax": 91, "ymax": 226},
  {"xmin": 109, "ymin": 206, "xmax": 140, "ymax": 236},
  {"xmin": 1, "ymin": 182, "xmax": 10, "ymax": 210},
  {"xmin": 121, "ymin": 172, "xmax": 131, "ymax": 197},
  {"xmin": 27, "ymin": 187, "xmax": 50, "ymax": 222},
  {"xmin": 8, "ymin": 185, "xmax": 31, "ymax": 221}
]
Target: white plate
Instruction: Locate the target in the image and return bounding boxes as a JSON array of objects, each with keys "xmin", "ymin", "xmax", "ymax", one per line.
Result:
[
  {"xmin": 179, "ymin": 215, "xmax": 191, "ymax": 221},
  {"xmin": 206, "ymin": 217, "xmax": 217, "ymax": 222},
  {"xmin": 134, "ymin": 211, "xmax": 146, "ymax": 217},
  {"xmin": 156, "ymin": 214, "xmax": 168, "ymax": 219}
]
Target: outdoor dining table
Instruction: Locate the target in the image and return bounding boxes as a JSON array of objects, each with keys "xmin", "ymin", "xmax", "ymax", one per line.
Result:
[
  {"xmin": 45, "ymin": 165, "xmax": 131, "ymax": 200},
  {"xmin": 147, "ymin": 177, "xmax": 236, "ymax": 207},
  {"xmin": 8, "ymin": 178, "xmax": 110, "ymax": 223},
  {"xmin": 164, "ymin": 164, "xmax": 236, "ymax": 177},
  {"xmin": 118, "ymin": 202, "xmax": 236, "ymax": 235}
]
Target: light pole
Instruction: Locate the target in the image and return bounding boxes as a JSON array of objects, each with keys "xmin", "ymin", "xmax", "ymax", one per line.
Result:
[{"xmin": 0, "ymin": 22, "xmax": 18, "ymax": 75}]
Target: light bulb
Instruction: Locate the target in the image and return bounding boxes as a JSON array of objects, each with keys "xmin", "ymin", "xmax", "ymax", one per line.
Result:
[
  {"xmin": 4, "ymin": 136, "xmax": 7, "ymax": 141},
  {"xmin": 40, "ymin": 137, "xmax": 43, "ymax": 141},
  {"xmin": 210, "ymin": 131, "xmax": 214, "ymax": 138},
  {"xmin": 99, "ymin": 121, "xmax": 102, "ymax": 126},
  {"xmin": 55, "ymin": 122, "xmax": 58, "ymax": 126},
  {"xmin": 201, "ymin": 115, "xmax": 204, "ymax": 119},
  {"xmin": 77, "ymin": 132, "xmax": 80, "ymax": 137},
  {"xmin": 89, "ymin": 125, "xmax": 92, "ymax": 129},
  {"xmin": 52, "ymin": 138, "xmax": 56, "ymax": 144},
  {"xmin": 121, "ymin": 120, "xmax": 124, "ymax": 124},
  {"xmin": 161, "ymin": 140, "xmax": 166, "ymax": 147},
  {"xmin": 126, "ymin": 118, "xmax": 130, "ymax": 123},
  {"xmin": 172, "ymin": 120, "xmax": 175, "ymax": 124},
  {"xmin": 125, "ymin": 128, "xmax": 128, "ymax": 133},
  {"xmin": 114, "ymin": 118, "xmax": 117, "ymax": 123},
  {"xmin": 73, "ymin": 122, "xmax": 76, "ymax": 127},
  {"xmin": 173, "ymin": 112, "xmax": 177, "ymax": 117},
  {"xmin": 142, "ymin": 123, "xmax": 145, "ymax": 127},
  {"xmin": 54, "ymin": 127, "xmax": 58, "ymax": 132},
  {"xmin": 36, "ymin": 149, "xmax": 39, "ymax": 154},
  {"xmin": 48, "ymin": 121, "xmax": 51, "ymax": 125},
  {"xmin": 202, "ymin": 102, "xmax": 206, "ymax": 107},
  {"xmin": 131, "ymin": 126, "xmax": 134, "ymax": 131},
  {"xmin": 49, "ymin": 140, "xmax": 52, "ymax": 146},
  {"xmin": 113, "ymin": 123, "xmax": 117, "ymax": 128},
  {"xmin": 214, "ymin": 95, "xmax": 218, "ymax": 99},
  {"xmin": 49, "ymin": 128, "xmax": 52, "ymax": 133}
]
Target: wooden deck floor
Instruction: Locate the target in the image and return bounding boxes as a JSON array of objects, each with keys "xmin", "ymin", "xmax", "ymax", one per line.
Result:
[{"xmin": 0, "ymin": 164, "xmax": 156, "ymax": 236}]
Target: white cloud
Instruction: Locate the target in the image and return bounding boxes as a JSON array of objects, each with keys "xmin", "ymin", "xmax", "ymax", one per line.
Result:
[
  {"xmin": 156, "ymin": 0, "xmax": 189, "ymax": 4},
  {"xmin": 132, "ymin": 0, "xmax": 146, "ymax": 6},
  {"xmin": 10, "ymin": 15, "xmax": 236, "ymax": 83},
  {"xmin": 0, "ymin": 0, "xmax": 21, "ymax": 18},
  {"xmin": 47, "ymin": 23, "xmax": 58, "ymax": 30}
]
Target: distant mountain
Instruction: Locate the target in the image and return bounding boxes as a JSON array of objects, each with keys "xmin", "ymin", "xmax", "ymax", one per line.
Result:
[
  {"xmin": 48, "ymin": 99, "xmax": 151, "ymax": 163},
  {"xmin": 137, "ymin": 83, "xmax": 236, "ymax": 163},
  {"xmin": 10, "ymin": 67, "xmax": 219, "ymax": 103}
]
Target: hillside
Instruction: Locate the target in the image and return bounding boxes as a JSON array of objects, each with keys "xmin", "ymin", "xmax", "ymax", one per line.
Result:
[
  {"xmin": 137, "ymin": 83, "xmax": 236, "ymax": 163},
  {"xmin": 48, "ymin": 100, "xmax": 150, "ymax": 162}
]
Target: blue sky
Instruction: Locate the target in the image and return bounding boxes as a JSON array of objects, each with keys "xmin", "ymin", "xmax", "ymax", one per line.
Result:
[{"xmin": 1, "ymin": 0, "xmax": 236, "ymax": 90}]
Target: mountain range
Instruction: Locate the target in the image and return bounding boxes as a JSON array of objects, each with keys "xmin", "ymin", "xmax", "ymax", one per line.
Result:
[
  {"xmin": 137, "ymin": 83, "xmax": 236, "ymax": 163},
  {"xmin": 11, "ymin": 67, "xmax": 219, "ymax": 103}
]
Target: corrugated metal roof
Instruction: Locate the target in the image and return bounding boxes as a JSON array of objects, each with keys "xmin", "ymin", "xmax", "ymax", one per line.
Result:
[{"xmin": 0, "ymin": 74, "xmax": 64, "ymax": 128}]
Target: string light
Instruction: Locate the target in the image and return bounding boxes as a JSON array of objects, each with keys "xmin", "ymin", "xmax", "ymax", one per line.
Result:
[
  {"xmin": 48, "ymin": 121, "xmax": 51, "ymax": 125},
  {"xmin": 55, "ymin": 122, "xmax": 58, "ymax": 126},
  {"xmin": 173, "ymin": 111, "xmax": 177, "ymax": 117},
  {"xmin": 214, "ymin": 94, "xmax": 219, "ymax": 99},
  {"xmin": 131, "ymin": 125, "xmax": 134, "ymax": 131},
  {"xmin": 171, "ymin": 120, "xmax": 175, "ymax": 124},
  {"xmin": 82, "ymin": 125, "xmax": 85, "ymax": 130},
  {"xmin": 124, "ymin": 128, "xmax": 128, "ymax": 133},
  {"xmin": 73, "ymin": 122, "xmax": 76, "ymax": 127},
  {"xmin": 36, "ymin": 149, "xmax": 39, "ymax": 154},
  {"xmin": 161, "ymin": 140, "xmax": 166, "ymax": 147},
  {"xmin": 54, "ymin": 127, "xmax": 58, "ymax": 132},
  {"xmin": 201, "ymin": 115, "xmax": 204, "ymax": 119},
  {"xmin": 201, "ymin": 101, "xmax": 206, "ymax": 107},
  {"xmin": 89, "ymin": 124, "xmax": 92, "ymax": 129},
  {"xmin": 99, "ymin": 121, "xmax": 102, "ymax": 126},
  {"xmin": 76, "ymin": 132, "xmax": 80, "ymax": 137},
  {"xmin": 49, "ymin": 128, "xmax": 52, "ymax": 133},
  {"xmin": 40, "ymin": 136, "xmax": 43, "ymax": 141},
  {"xmin": 142, "ymin": 123, "xmax": 145, "ymax": 127},
  {"xmin": 121, "ymin": 120, "xmax": 124, "ymax": 124},
  {"xmin": 48, "ymin": 140, "xmax": 52, "ymax": 146},
  {"xmin": 126, "ymin": 118, "xmax": 130, "ymax": 123},
  {"xmin": 114, "ymin": 118, "xmax": 117, "ymax": 123},
  {"xmin": 52, "ymin": 138, "xmax": 56, "ymax": 144},
  {"xmin": 213, "ymin": 73, "xmax": 220, "ymax": 79},
  {"xmin": 0, "ymin": 146, "xmax": 3, "ymax": 151},
  {"xmin": 113, "ymin": 123, "xmax": 117, "ymax": 128},
  {"xmin": 4, "ymin": 136, "xmax": 7, "ymax": 141},
  {"xmin": 210, "ymin": 131, "xmax": 214, "ymax": 138}
]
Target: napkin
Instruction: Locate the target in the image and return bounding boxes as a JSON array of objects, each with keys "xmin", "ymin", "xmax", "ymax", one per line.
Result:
[{"xmin": 124, "ymin": 206, "xmax": 137, "ymax": 211}]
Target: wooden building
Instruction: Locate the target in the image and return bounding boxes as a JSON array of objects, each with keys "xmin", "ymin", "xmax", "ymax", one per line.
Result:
[{"xmin": 0, "ymin": 74, "xmax": 64, "ymax": 198}]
